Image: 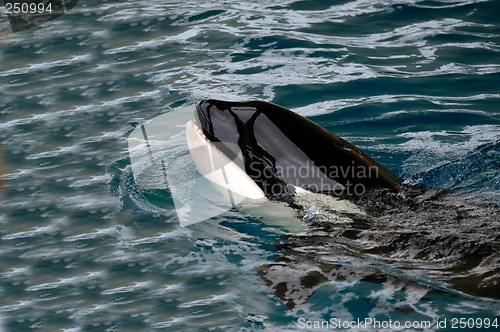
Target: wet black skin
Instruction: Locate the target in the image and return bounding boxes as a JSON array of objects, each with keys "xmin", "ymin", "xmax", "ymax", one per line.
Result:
[{"xmin": 195, "ymin": 99, "xmax": 401, "ymax": 200}]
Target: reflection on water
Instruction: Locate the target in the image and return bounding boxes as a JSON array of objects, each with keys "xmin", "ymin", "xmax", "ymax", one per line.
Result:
[{"xmin": 258, "ymin": 181, "xmax": 500, "ymax": 309}]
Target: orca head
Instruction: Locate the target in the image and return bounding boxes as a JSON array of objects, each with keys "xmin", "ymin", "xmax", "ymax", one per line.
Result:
[{"xmin": 193, "ymin": 99, "xmax": 400, "ymax": 200}]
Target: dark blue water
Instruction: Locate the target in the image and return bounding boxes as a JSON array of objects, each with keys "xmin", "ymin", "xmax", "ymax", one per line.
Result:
[{"xmin": 1, "ymin": 0, "xmax": 499, "ymax": 331}]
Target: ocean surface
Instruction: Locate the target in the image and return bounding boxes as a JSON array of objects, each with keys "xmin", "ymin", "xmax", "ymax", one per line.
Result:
[{"xmin": 1, "ymin": 0, "xmax": 500, "ymax": 331}]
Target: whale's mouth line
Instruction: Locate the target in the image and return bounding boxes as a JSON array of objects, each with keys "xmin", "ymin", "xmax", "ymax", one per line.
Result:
[
  {"xmin": 193, "ymin": 107, "xmax": 203, "ymax": 136},
  {"xmin": 185, "ymin": 118, "xmax": 268, "ymax": 201},
  {"xmin": 188, "ymin": 119, "xmax": 209, "ymax": 144}
]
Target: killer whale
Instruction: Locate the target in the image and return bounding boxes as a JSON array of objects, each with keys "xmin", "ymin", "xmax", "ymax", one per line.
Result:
[
  {"xmin": 127, "ymin": 100, "xmax": 400, "ymax": 226},
  {"xmin": 127, "ymin": 102, "xmax": 500, "ymax": 303},
  {"xmin": 127, "ymin": 102, "xmax": 500, "ymax": 304},
  {"xmin": 186, "ymin": 99, "xmax": 400, "ymax": 203}
]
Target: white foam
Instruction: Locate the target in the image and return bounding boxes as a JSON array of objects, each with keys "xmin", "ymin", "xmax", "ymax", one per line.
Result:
[
  {"xmin": 100, "ymin": 281, "xmax": 153, "ymax": 295},
  {"xmin": 178, "ymin": 293, "xmax": 236, "ymax": 308},
  {"xmin": 25, "ymin": 271, "xmax": 105, "ymax": 291}
]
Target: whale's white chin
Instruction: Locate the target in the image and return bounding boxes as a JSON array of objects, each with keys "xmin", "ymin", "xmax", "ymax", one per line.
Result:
[{"xmin": 185, "ymin": 120, "xmax": 267, "ymax": 201}]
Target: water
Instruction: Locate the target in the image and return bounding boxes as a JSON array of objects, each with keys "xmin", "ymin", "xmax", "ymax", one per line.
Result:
[{"xmin": 1, "ymin": 0, "xmax": 499, "ymax": 330}]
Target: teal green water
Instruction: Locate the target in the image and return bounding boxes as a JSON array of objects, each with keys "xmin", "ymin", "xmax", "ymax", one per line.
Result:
[{"xmin": 1, "ymin": 0, "xmax": 500, "ymax": 331}]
